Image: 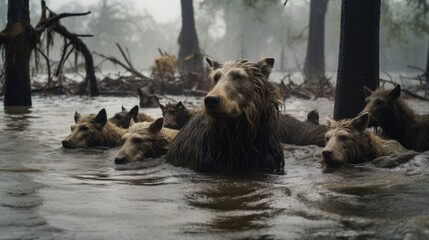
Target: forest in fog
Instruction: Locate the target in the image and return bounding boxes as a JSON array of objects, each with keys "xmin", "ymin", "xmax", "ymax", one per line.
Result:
[{"xmin": 0, "ymin": 0, "xmax": 426, "ymax": 73}]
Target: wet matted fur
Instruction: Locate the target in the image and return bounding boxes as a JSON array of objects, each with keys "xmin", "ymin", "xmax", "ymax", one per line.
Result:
[
  {"xmin": 362, "ymin": 85, "xmax": 429, "ymax": 151},
  {"xmin": 165, "ymin": 58, "xmax": 285, "ymax": 174},
  {"xmin": 114, "ymin": 118, "xmax": 179, "ymax": 164},
  {"xmin": 321, "ymin": 113, "xmax": 406, "ymax": 168},
  {"xmin": 62, "ymin": 109, "xmax": 127, "ymax": 148},
  {"xmin": 159, "ymin": 101, "xmax": 197, "ymax": 130},
  {"xmin": 109, "ymin": 105, "xmax": 154, "ymax": 129},
  {"xmin": 278, "ymin": 113, "xmax": 327, "ymax": 147}
]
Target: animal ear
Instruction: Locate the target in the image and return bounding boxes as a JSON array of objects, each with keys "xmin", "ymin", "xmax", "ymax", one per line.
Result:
[
  {"xmin": 129, "ymin": 105, "xmax": 139, "ymax": 118},
  {"xmin": 74, "ymin": 111, "xmax": 81, "ymax": 123},
  {"xmin": 177, "ymin": 101, "xmax": 184, "ymax": 109},
  {"xmin": 94, "ymin": 108, "xmax": 107, "ymax": 128},
  {"xmin": 256, "ymin": 58, "xmax": 275, "ymax": 78},
  {"xmin": 325, "ymin": 115, "xmax": 336, "ymax": 128},
  {"xmin": 149, "ymin": 118, "xmax": 163, "ymax": 134},
  {"xmin": 363, "ymin": 86, "xmax": 373, "ymax": 97},
  {"xmin": 121, "ymin": 105, "xmax": 126, "ymax": 111},
  {"xmin": 390, "ymin": 85, "xmax": 401, "ymax": 100},
  {"xmin": 352, "ymin": 113, "xmax": 369, "ymax": 132},
  {"xmin": 206, "ymin": 57, "xmax": 221, "ymax": 70},
  {"xmin": 159, "ymin": 103, "xmax": 165, "ymax": 111}
]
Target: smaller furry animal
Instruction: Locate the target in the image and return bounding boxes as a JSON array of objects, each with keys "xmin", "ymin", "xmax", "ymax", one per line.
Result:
[
  {"xmin": 62, "ymin": 109, "xmax": 127, "ymax": 148},
  {"xmin": 362, "ymin": 84, "xmax": 429, "ymax": 151},
  {"xmin": 159, "ymin": 101, "xmax": 196, "ymax": 130},
  {"xmin": 278, "ymin": 113, "xmax": 327, "ymax": 147},
  {"xmin": 109, "ymin": 105, "xmax": 154, "ymax": 129},
  {"xmin": 114, "ymin": 118, "xmax": 178, "ymax": 164},
  {"xmin": 321, "ymin": 112, "xmax": 406, "ymax": 168}
]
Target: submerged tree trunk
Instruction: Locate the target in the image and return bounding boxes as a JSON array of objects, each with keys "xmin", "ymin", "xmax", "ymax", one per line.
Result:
[
  {"xmin": 178, "ymin": 0, "xmax": 203, "ymax": 73},
  {"xmin": 303, "ymin": 0, "xmax": 329, "ymax": 85},
  {"xmin": 334, "ymin": 0, "xmax": 380, "ymax": 120},
  {"xmin": 4, "ymin": 0, "xmax": 33, "ymax": 106}
]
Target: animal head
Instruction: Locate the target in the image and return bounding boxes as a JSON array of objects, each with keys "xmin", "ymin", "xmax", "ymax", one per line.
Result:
[
  {"xmin": 203, "ymin": 57, "xmax": 281, "ymax": 123},
  {"xmin": 321, "ymin": 113, "xmax": 370, "ymax": 167},
  {"xmin": 361, "ymin": 85, "xmax": 401, "ymax": 127},
  {"xmin": 114, "ymin": 118, "xmax": 169, "ymax": 164},
  {"xmin": 159, "ymin": 101, "xmax": 192, "ymax": 130},
  {"xmin": 62, "ymin": 109, "xmax": 109, "ymax": 148},
  {"xmin": 109, "ymin": 105, "xmax": 139, "ymax": 129}
]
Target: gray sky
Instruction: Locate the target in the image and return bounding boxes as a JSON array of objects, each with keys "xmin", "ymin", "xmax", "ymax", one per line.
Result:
[{"xmin": 47, "ymin": 0, "xmax": 181, "ymax": 23}]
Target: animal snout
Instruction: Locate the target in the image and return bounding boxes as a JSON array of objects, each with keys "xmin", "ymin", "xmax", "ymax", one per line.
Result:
[
  {"xmin": 114, "ymin": 156, "xmax": 127, "ymax": 164},
  {"xmin": 322, "ymin": 149, "xmax": 333, "ymax": 159},
  {"xmin": 62, "ymin": 140, "xmax": 72, "ymax": 148},
  {"xmin": 204, "ymin": 96, "xmax": 220, "ymax": 109}
]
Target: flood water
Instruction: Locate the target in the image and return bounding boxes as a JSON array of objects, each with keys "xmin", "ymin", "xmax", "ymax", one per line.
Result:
[{"xmin": 1, "ymin": 95, "xmax": 429, "ymax": 240}]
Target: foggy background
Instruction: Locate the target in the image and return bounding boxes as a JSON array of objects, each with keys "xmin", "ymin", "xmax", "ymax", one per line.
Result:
[{"xmin": 0, "ymin": 0, "xmax": 426, "ymax": 74}]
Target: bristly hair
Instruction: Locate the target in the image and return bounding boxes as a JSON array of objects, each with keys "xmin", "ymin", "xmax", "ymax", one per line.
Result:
[{"xmin": 166, "ymin": 59, "xmax": 285, "ymax": 174}]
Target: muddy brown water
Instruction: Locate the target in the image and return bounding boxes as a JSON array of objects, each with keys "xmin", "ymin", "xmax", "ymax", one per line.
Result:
[{"xmin": 1, "ymin": 95, "xmax": 429, "ymax": 240}]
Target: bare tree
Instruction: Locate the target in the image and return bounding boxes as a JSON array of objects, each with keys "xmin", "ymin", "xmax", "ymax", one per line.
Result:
[
  {"xmin": 303, "ymin": 0, "xmax": 329, "ymax": 85},
  {"xmin": 178, "ymin": 0, "xmax": 203, "ymax": 73},
  {"xmin": 0, "ymin": 0, "xmax": 98, "ymax": 107},
  {"xmin": 334, "ymin": 0, "xmax": 380, "ymax": 120}
]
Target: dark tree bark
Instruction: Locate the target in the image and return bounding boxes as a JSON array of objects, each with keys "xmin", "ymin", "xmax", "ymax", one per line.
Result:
[
  {"xmin": 1, "ymin": 0, "xmax": 98, "ymax": 106},
  {"xmin": 3, "ymin": 0, "xmax": 33, "ymax": 106},
  {"xmin": 426, "ymin": 40, "xmax": 429, "ymax": 88},
  {"xmin": 333, "ymin": 0, "xmax": 380, "ymax": 120},
  {"xmin": 178, "ymin": 0, "xmax": 203, "ymax": 73},
  {"xmin": 303, "ymin": 0, "xmax": 329, "ymax": 85}
]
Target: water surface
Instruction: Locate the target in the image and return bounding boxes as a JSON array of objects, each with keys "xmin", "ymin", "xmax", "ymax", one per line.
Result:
[{"xmin": 1, "ymin": 95, "xmax": 429, "ymax": 240}]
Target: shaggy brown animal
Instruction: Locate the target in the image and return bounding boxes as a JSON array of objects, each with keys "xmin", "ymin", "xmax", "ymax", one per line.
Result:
[
  {"xmin": 165, "ymin": 58, "xmax": 285, "ymax": 174},
  {"xmin": 114, "ymin": 118, "xmax": 178, "ymax": 164},
  {"xmin": 321, "ymin": 113, "xmax": 407, "ymax": 168},
  {"xmin": 62, "ymin": 109, "xmax": 127, "ymax": 148},
  {"xmin": 362, "ymin": 85, "xmax": 429, "ymax": 151},
  {"xmin": 151, "ymin": 54, "xmax": 176, "ymax": 80},
  {"xmin": 278, "ymin": 113, "xmax": 328, "ymax": 147},
  {"xmin": 159, "ymin": 101, "xmax": 197, "ymax": 130},
  {"xmin": 109, "ymin": 105, "xmax": 154, "ymax": 129}
]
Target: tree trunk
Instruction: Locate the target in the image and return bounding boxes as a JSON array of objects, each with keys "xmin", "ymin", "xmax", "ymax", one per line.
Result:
[
  {"xmin": 178, "ymin": 0, "xmax": 202, "ymax": 73},
  {"xmin": 426, "ymin": 40, "xmax": 429, "ymax": 88},
  {"xmin": 303, "ymin": 0, "xmax": 329, "ymax": 85},
  {"xmin": 4, "ymin": 0, "xmax": 33, "ymax": 106},
  {"xmin": 333, "ymin": 0, "xmax": 380, "ymax": 120}
]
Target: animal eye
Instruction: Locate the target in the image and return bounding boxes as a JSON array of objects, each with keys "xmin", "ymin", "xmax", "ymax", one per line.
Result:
[
  {"xmin": 132, "ymin": 138, "xmax": 143, "ymax": 144},
  {"xmin": 213, "ymin": 73, "xmax": 221, "ymax": 82},
  {"xmin": 376, "ymin": 100, "xmax": 385, "ymax": 106},
  {"xmin": 70, "ymin": 126, "xmax": 75, "ymax": 131},
  {"xmin": 80, "ymin": 126, "xmax": 89, "ymax": 131},
  {"xmin": 325, "ymin": 137, "xmax": 330, "ymax": 142},
  {"xmin": 337, "ymin": 135, "xmax": 348, "ymax": 141}
]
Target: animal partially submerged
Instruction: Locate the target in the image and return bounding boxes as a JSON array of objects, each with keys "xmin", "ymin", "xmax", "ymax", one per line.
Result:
[
  {"xmin": 166, "ymin": 58, "xmax": 285, "ymax": 174},
  {"xmin": 114, "ymin": 118, "xmax": 178, "ymax": 164},
  {"xmin": 362, "ymin": 85, "xmax": 429, "ymax": 151},
  {"xmin": 159, "ymin": 101, "xmax": 196, "ymax": 130},
  {"xmin": 278, "ymin": 113, "xmax": 327, "ymax": 147},
  {"xmin": 109, "ymin": 105, "xmax": 154, "ymax": 129},
  {"xmin": 62, "ymin": 109, "xmax": 127, "ymax": 148},
  {"xmin": 321, "ymin": 113, "xmax": 406, "ymax": 168}
]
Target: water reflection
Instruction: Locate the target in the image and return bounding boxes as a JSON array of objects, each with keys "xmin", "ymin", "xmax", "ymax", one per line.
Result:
[
  {"xmin": 3, "ymin": 106, "xmax": 34, "ymax": 131},
  {"xmin": 0, "ymin": 96, "xmax": 428, "ymax": 239}
]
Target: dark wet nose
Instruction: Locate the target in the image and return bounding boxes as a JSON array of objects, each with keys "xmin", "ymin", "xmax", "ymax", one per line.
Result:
[
  {"xmin": 204, "ymin": 96, "xmax": 220, "ymax": 109},
  {"xmin": 114, "ymin": 157, "xmax": 127, "ymax": 164},
  {"xmin": 322, "ymin": 149, "xmax": 333, "ymax": 159},
  {"xmin": 62, "ymin": 140, "xmax": 72, "ymax": 148}
]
